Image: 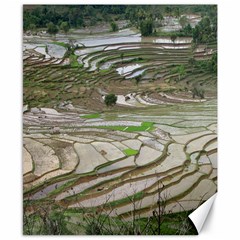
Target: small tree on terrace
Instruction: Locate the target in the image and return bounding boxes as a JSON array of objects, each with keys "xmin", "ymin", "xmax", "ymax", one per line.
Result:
[
  {"xmin": 179, "ymin": 16, "xmax": 188, "ymax": 28},
  {"xmin": 110, "ymin": 21, "xmax": 119, "ymax": 32},
  {"xmin": 170, "ymin": 34, "xmax": 177, "ymax": 43},
  {"xmin": 47, "ymin": 22, "xmax": 59, "ymax": 35},
  {"xmin": 29, "ymin": 23, "xmax": 36, "ymax": 33},
  {"xmin": 60, "ymin": 21, "xmax": 70, "ymax": 34},
  {"xmin": 140, "ymin": 19, "xmax": 153, "ymax": 36},
  {"xmin": 104, "ymin": 94, "xmax": 117, "ymax": 107}
]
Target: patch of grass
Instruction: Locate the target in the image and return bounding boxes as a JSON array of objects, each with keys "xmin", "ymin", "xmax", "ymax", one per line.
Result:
[
  {"xmin": 125, "ymin": 126, "xmax": 145, "ymax": 131},
  {"xmin": 99, "ymin": 69, "xmax": 111, "ymax": 73},
  {"xmin": 98, "ymin": 126, "xmax": 126, "ymax": 131},
  {"xmin": 70, "ymin": 54, "xmax": 82, "ymax": 68},
  {"xmin": 141, "ymin": 121, "xmax": 154, "ymax": 127},
  {"xmin": 123, "ymin": 148, "xmax": 139, "ymax": 156},
  {"xmin": 159, "ymin": 211, "xmax": 198, "ymax": 235},
  {"xmin": 93, "ymin": 121, "xmax": 155, "ymax": 132},
  {"xmin": 106, "ymin": 191, "xmax": 144, "ymax": 208},
  {"xmin": 81, "ymin": 113, "xmax": 101, "ymax": 119},
  {"xmin": 51, "ymin": 41, "xmax": 68, "ymax": 48}
]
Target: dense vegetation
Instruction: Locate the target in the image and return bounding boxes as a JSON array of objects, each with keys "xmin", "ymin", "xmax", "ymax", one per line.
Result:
[
  {"xmin": 23, "ymin": 5, "xmax": 217, "ymax": 43},
  {"xmin": 24, "ymin": 199, "xmax": 198, "ymax": 235}
]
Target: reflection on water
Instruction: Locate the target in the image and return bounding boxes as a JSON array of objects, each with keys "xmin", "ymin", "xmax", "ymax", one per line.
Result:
[{"xmin": 116, "ymin": 64, "xmax": 142, "ymax": 75}]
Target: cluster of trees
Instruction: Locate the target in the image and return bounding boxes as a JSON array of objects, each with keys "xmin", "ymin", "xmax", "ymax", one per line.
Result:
[
  {"xmin": 23, "ymin": 5, "xmax": 217, "ymax": 39},
  {"xmin": 192, "ymin": 17, "xmax": 217, "ymax": 44},
  {"xmin": 195, "ymin": 52, "xmax": 217, "ymax": 74},
  {"xmin": 23, "ymin": 5, "xmax": 127, "ymax": 31},
  {"xmin": 45, "ymin": 21, "xmax": 70, "ymax": 34}
]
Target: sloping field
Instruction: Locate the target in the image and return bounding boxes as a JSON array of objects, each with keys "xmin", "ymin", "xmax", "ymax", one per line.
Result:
[
  {"xmin": 23, "ymin": 29, "xmax": 217, "ymax": 222},
  {"xmin": 23, "ymin": 100, "xmax": 217, "ymax": 218}
]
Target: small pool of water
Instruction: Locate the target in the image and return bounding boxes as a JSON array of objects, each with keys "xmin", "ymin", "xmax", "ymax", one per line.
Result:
[{"xmin": 116, "ymin": 64, "xmax": 142, "ymax": 76}]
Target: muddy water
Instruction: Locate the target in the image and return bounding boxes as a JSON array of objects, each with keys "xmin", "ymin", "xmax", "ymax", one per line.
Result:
[
  {"xmin": 103, "ymin": 99, "xmax": 217, "ymax": 122},
  {"xmin": 24, "ymin": 30, "xmax": 192, "ymax": 51},
  {"xmin": 100, "ymin": 57, "xmax": 134, "ymax": 70}
]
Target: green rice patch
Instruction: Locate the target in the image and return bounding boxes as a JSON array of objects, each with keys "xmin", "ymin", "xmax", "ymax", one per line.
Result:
[
  {"xmin": 51, "ymin": 41, "xmax": 68, "ymax": 48},
  {"xmin": 81, "ymin": 113, "xmax": 101, "ymax": 119},
  {"xmin": 94, "ymin": 122, "xmax": 155, "ymax": 132},
  {"xmin": 70, "ymin": 54, "xmax": 82, "ymax": 68},
  {"xmin": 97, "ymin": 126, "xmax": 126, "ymax": 131},
  {"xmin": 123, "ymin": 148, "xmax": 139, "ymax": 156}
]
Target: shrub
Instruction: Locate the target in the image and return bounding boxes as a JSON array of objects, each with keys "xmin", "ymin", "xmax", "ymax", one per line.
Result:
[
  {"xmin": 192, "ymin": 86, "xmax": 205, "ymax": 99},
  {"xmin": 104, "ymin": 94, "xmax": 117, "ymax": 106},
  {"xmin": 110, "ymin": 21, "xmax": 119, "ymax": 32},
  {"xmin": 47, "ymin": 22, "xmax": 59, "ymax": 35}
]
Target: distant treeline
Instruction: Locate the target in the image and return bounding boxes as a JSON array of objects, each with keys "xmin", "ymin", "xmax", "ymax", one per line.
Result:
[
  {"xmin": 23, "ymin": 5, "xmax": 217, "ymax": 43},
  {"xmin": 23, "ymin": 5, "xmax": 216, "ymax": 28}
]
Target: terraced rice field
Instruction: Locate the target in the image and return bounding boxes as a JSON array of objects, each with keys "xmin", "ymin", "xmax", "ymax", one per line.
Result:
[{"xmin": 23, "ymin": 27, "xmax": 217, "ymax": 225}]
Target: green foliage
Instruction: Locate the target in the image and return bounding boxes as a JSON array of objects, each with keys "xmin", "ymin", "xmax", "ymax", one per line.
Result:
[
  {"xmin": 140, "ymin": 19, "xmax": 153, "ymax": 36},
  {"xmin": 60, "ymin": 21, "xmax": 70, "ymax": 34},
  {"xmin": 193, "ymin": 17, "xmax": 217, "ymax": 43},
  {"xmin": 47, "ymin": 22, "xmax": 59, "ymax": 35},
  {"xmin": 182, "ymin": 24, "xmax": 192, "ymax": 35},
  {"xmin": 171, "ymin": 65, "xmax": 186, "ymax": 81},
  {"xmin": 179, "ymin": 16, "xmax": 189, "ymax": 28},
  {"xmin": 104, "ymin": 94, "xmax": 117, "ymax": 107},
  {"xmin": 192, "ymin": 52, "xmax": 217, "ymax": 75},
  {"xmin": 123, "ymin": 148, "xmax": 139, "ymax": 156},
  {"xmin": 209, "ymin": 52, "xmax": 217, "ymax": 73},
  {"xmin": 23, "ymin": 204, "xmax": 72, "ymax": 235},
  {"xmin": 29, "ymin": 23, "xmax": 36, "ymax": 32},
  {"xmin": 110, "ymin": 21, "xmax": 119, "ymax": 32},
  {"xmin": 23, "ymin": 4, "xmax": 217, "ymax": 49},
  {"xmin": 69, "ymin": 54, "xmax": 81, "ymax": 67}
]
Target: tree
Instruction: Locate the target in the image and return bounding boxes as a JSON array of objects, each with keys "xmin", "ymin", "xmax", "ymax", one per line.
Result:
[
  {"xmin": 170, "ymin": 34, "xmax": 177, "ymax": 43},
  {"xmin": 179, "ymin": 16, "xmax": 188, "ymax": 28},
  {"xmin": 182, "ymin": 24, "xmax": 192, "ymax": 35},
  {"xmin": 104, "ymin": 94, "xmax": 117, "ymax": 107},
  {"xmin": 29, "ymin": 23, "xmax": 36, "ymax": 32},
  {"xmin": 140, "ymin": 19, "xmax": 153, "ymax": 37},
  {"xmin": 47, "ymin": 22, "xmax": 59, "ymax": 35},
  {"xmin": 110, "ymin": 21, "xmax": 119, "ymax": 32},
  {"xmin": 60, "ymin": 21, "xmax": 70, "ymax": 34},
  {"xmin": 192, "ymin": 25, "xmax": 200, "ymax": 43},
  {"xmin": 173, "ymin": 7, "xmax": 180, "ymax": 18},
  {"xmin": 165, "ymin": 6, "xmax": 172, "ymax": 15}
]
